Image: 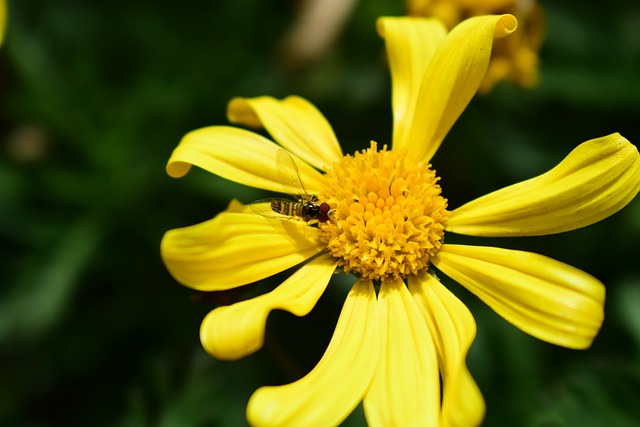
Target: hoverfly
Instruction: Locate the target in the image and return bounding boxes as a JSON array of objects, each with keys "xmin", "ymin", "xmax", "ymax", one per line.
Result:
[{"xmin": 250, "ymin": 149, "xmax": 332, "ymax": 224}]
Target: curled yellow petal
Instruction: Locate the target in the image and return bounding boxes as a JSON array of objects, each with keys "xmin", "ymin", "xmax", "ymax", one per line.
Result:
[
  {"xmin": 166, "ymin": 125, "xmax": 324, "ymax": 194},
  {"xmin": 409, "ymin": 273, "xmax": 485, "ymax": 427},
  {"xmin": 247, "ymin": 279, "xmax": 379, "ymax": 427},
  {"xmin": 363, "ymin": 278, "xmax": 440, "ymax": 427},
  {"xmin": 200, "ymin": 253, "xmax": 338, "ymax": 360},
  {"xmin": 377, "ymin": 17, "xmax": 447, "ymax": 153},
  {"xmin": 227, "ymin": 96, "xmax": 343, "ymax": 169},
  {"xmin": 408, "ymin": 14, "xmax": 517, "ymax": 162},
  {"xmin": 447, "ymin": 133, "xmax": 640, "ymax": 236},
  {"xmin": 433, "ymin": 244, "xmax": 605, "ymax": 349},
  {"xmin": 160, "ymin": 210, "xmax": 323, "ymax": 291}
]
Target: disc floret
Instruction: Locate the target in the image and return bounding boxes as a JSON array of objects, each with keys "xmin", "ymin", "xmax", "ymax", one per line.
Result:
[{"xmin": 319, "ymin": 141, "xmax": 449, "ymax": 280}]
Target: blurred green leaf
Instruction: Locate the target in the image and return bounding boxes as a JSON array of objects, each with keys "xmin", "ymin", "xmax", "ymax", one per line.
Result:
[{"xmin": 0, "ymin": 217, "xmax": 102, "ymax": 342}]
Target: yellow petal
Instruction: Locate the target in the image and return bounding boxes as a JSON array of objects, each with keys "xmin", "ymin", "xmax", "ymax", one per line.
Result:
[
  {"xmin": 409, "ymin": 273, "xmax": 485, "ymax": 427},
  {"xmin": 363, "ymin": 277, "xmax": 440, "ymax": 427},
  {"xmin": 200, "ymin": 253, "xmax": 338, "ymax": 360},
  {"xmin": 0, "ymin": 0, "xmax": 6, "ymax": 46},
  {"xmin": 166, "ymin": 125, "xmax": 324, "ymax": 194},
  {"xmin": 227, "ymin": 96, "xmax": 343, "ymax": 170},
  {"xmin": 433, "ymin": 244, "xmax": 605, "ymax": 349},
  {"xmin": 247, "ymin": 279, "xmax": 379, "ymax": 427},
  {"xmin": 447, "ymin": 133, "xmax": 640, "ymax": 236},
  {"xmin": 377, "ymin": 17, "xmax": 447, "ymax": 153},
  {"xmin": 225, "ymin": 198, "xmax": 252, "ymax": 213},
  {"xmin": 407, "ymin": 14, "xmax": 517, "ymax": 162},
  {"xmin": 160, "ymin": 210, "xmax": 323, "ymax": 291}
]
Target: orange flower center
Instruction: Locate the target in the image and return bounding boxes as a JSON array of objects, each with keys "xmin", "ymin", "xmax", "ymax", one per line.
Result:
[{"xmin": 319, "ymin": 141, "xmax": 448, "ymax": 281}]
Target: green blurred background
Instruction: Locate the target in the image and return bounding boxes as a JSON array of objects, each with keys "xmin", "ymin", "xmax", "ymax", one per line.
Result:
[{"xmin": 1, "ymin": 0, "xmax": 640, "ymax": 426}]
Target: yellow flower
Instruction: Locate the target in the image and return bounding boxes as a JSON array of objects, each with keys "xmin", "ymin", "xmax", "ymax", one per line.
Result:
[
  {"xmin": 0, "ymin": 0, "xmax": 6, "ymax": 46},
  {"xmin": 161, "ymin": 15, "xmax": 640, "ymax": 426},
  {"xmin": 408, "ymin": 0, "xmax": 545, "ymax": 93}
]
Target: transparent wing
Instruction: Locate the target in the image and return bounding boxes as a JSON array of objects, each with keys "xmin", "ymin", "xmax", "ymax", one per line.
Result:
[
  {"xmin": 277, "ymin": 149, "xmax": 308, "ymax": 198},
  {"xmin": 249, "ymin": 199, "xmax": 321, "ymax": 240},
  {"xmin": 249, "ymin": 150, "xmax": 316, "ymax": 223},
  {"xmin": 249, "ymin": 198, "xmax": 300, "ymax": 221}
]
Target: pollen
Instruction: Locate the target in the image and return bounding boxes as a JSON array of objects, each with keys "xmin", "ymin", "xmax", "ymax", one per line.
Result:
[{"xmin": 319, "ymin": 141, "xmax": 449, "ymax": 281}]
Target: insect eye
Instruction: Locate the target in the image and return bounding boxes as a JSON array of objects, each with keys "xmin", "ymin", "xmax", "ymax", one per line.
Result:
[{"xmin": 319, "ymin": 203, "xmax": 330, "ymax": 214}]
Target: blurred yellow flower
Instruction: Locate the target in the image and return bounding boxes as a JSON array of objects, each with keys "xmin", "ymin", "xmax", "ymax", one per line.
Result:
[
  {"xmin": 0, "ymin": 0, "xmax": 6, "ymax": 46},
  {"xmin": 161, "ymin": 15, "xmax": 640, "ymax": 426},
  {"xmin": 408, "ymin": 0, "xmax": 544, "ymax": 93}
]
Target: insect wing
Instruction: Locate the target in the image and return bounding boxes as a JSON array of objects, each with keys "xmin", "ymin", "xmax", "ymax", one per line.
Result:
[
  {"xmin": 249, "ymin": 198, "xmax": 299, "ymax": 221},
  {"xmin": 276, "ymin": 149, "xmax": 309, "ymax": 199}
]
